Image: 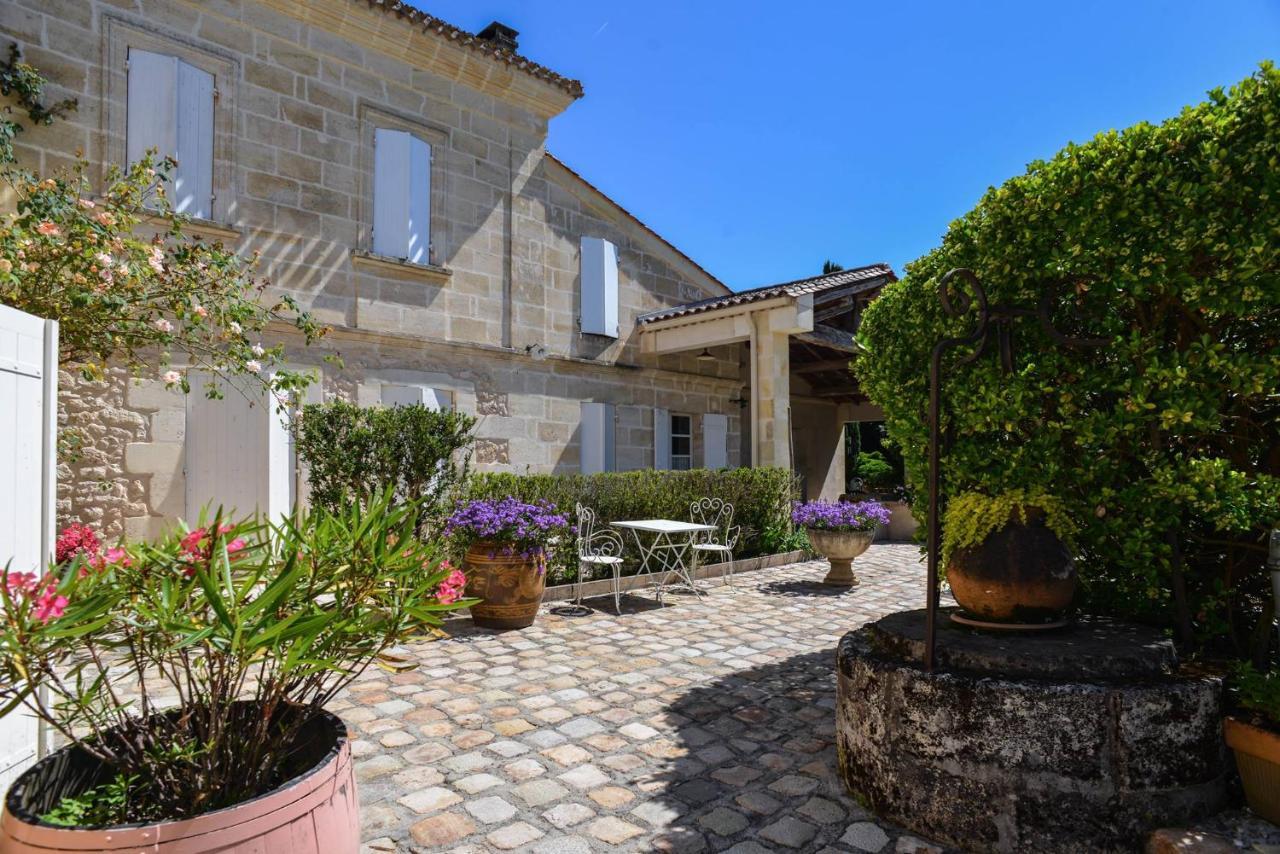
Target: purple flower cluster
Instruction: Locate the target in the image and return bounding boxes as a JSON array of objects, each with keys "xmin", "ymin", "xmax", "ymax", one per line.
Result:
[
  {"xmin": 791, "ymin": 499, "xmax": 890, "ymax": 532},
  {"xmin": 445, "ymin": 497, "xmax": 571, "ymax": 553}
]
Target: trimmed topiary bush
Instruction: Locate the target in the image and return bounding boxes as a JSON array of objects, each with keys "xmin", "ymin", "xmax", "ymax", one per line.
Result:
[
  {"xmin": 296, "ymin": 401, "xmax": 476, "ymax": 529},
  {"xmin": 465, "ymin": 468, "xmax": 799, "ymax": 582},
  {"xmin": 854, "ymin": 64, "xmax": 1280, "ymax": 657}
]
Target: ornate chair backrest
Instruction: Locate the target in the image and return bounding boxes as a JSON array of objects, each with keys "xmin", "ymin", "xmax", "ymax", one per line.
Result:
[
  {"xmin": 690, "ymin": 497, "xmax": 734, "ymax": 544},
  {"xmin": 575, "ymin": 503, "xmax": 623, "ymax": 561}
]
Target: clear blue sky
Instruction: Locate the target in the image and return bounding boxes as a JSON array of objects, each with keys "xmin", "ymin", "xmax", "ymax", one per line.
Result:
[{"xmin": 419, "ymin": 1, "xmax": 1279, "ymax": 291}]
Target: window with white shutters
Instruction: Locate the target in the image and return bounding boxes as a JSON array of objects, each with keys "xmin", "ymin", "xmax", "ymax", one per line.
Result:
[
  {"xmin": 653, "ymin": 407, "xmax": 671, "ymax": 469},
  {"xmin": 373, "ymin": 128, "xmax": 432, "ymax": 265},
  {"xmin": 127, "ymin": 48, "xmax": 214, "ymax": 220},
  {"xmin": 670, "ymin": 414, "xmax": 693, "ymax": 471},
  {"xmin": 381, "ymin": 384, "xmax": 453, "ymax": 410},
  {"xmin": 580, "ymin": 237, "xmax": 619, "ymax": 337}
]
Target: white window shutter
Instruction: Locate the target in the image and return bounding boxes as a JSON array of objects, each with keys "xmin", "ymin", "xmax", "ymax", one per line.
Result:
[
  {"xmin": 407, "ymin": 137, "xmax": 431, "ymax": 265},
  {"xmin": 703, "ymin": 413, "xmax": 728, "ymax": 469},
  {"xmin": 581, "ymin": 402, "xmax": 615, "ymax": 474},
  {"xmin": 373, "ymin": 128, "xmax": 411, "ymax": 257},
  {"xmin": 174, "ymin": 60, "xmax": 214, "ymax": 219},
  {"xmin": 422, "ymin": 387, "xmax": 453, "ymax": 411},
  {"xmin": 381, "ymin": 384, "xmax": 424, "ymax": 408},
  {"xmin": 653, "ymin": 407, "xmax": 671, "ymax": 470},
  {"xmin": 580, "ymin": 237, "xmax": 619, "ymax": 337},
  {"xmin": 185, "ymin": 372, "xmax": 291, "ymax": 523},
  {"xmin": 126, "ymin": 49, "xmax": 178, "ymax": 169}
]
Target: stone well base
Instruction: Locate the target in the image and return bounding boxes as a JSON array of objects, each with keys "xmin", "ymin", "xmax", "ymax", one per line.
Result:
[{"xmin": 836, "ymin": 609, "xmax": 1227, "ymax": 853}]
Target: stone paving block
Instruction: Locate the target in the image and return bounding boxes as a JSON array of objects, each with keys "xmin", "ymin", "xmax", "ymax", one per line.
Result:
[
  {"xmin": 397, "ymin": 785, "xmax": 462, "ymax": 814},
  {"xmin": 408, "ymin": 811, "xmax": 475, "ymax": 847},
  {"xmin": 588, "ymin": 815, "xmax": 644, "ymax": 844},
  {"xmin": 760, "ymin": 815, "xmax": 820, "ymax": 848},
  {"xmin": 486, "ymin": 820, "xmax": 544, "ymax": 850},
  {"xmin": 842, "ymin": 821, "xmax": 892, "ymax": 852},
  {"xmin": 558, "ymin": 763, "xmax": 611, "ymax": 790}
]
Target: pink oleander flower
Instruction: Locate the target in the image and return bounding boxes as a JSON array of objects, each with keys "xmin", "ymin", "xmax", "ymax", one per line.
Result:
[
  {"xmin": 3, "ymin": 570, "xmax": 38, "ymax": 596},
  {"xmin": 56, "ymin": 523, "xmax": 101, "ymax": 565},
  {"xmin": 33, "ymin": 584, "xmax": 69, "ymax": 624},
  {"xmin": 36, "ymin": 221, "xmax": 59, "ymax": 236},
  {"xmin": 435, "ymin": 566, "xmax": 467, "ymax": 605},
  {"xmin": 101, "ymin": 547, "xmax": 131, "ymax": 568},
  {"xmin": 163, "ymin": 370, "xmax": 182, "ymax": 385}
]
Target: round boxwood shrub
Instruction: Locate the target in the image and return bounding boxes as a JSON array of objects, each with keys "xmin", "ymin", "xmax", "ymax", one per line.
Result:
[{"xmin": 854, "ymin": 64, "xmax": 1280, "ymax": 657}]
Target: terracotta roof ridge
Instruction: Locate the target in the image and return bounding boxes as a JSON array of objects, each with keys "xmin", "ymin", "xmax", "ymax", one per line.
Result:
[
  {"xmin": 544, "ymin": 152, "xmax": 729, "ymax": 295},
  {"xmin": 355, "ymin": 2, "xmax": 584, "ymax": 98}
]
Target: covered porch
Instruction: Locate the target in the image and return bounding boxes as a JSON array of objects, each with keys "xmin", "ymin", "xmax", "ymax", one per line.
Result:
[{"xmin": 638, "ymin": 264, "xmax": 896, "ymax": 500}]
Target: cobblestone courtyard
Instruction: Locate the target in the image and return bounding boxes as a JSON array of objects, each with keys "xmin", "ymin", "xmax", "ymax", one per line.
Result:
[{"xmin": 337, "ymin": 544, "xmax": 942, "ymax": 853}]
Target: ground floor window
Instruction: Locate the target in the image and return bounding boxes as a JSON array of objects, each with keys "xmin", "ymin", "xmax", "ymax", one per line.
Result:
[{"xmin": 671, "ymin": 413, "xmax": 692, "ymax": 470}]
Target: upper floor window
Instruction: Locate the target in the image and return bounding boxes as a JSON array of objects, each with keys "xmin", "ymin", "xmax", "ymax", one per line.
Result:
[
  {"xmin": 126, "ymin": 48, "xmax": 215, "ymax": 220},
  {"xmin": 372, "ymin": 128, "xmax": 432, "ymax": 265}
]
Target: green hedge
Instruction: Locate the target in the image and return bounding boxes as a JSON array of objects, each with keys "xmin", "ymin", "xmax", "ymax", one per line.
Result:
[
  {"xmin": 854, "ymin": 64, "xmax": 1280, "ymax": 659},
  {"xmin": 465, "ymin": 468, "xmax": 800, "ymax": 582}
]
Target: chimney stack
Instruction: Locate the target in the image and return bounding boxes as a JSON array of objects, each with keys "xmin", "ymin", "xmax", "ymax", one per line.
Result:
[{"xmin": 476, "ymin": 21, "xmax": 519, "ymax": 53}]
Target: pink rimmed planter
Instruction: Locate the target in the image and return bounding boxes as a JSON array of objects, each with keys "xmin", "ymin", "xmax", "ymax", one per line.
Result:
[{"xmin": 0, "ymin": 709, "xmax": 357, "ymax": 854}]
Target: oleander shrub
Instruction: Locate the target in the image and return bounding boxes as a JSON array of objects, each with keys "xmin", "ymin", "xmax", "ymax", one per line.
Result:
[
  {"xmin": 296, "ymin": 401, "xmax": 476, "ymax": 530},
  {"xmin": 854, "ymin": 64, "xmax": 1280, "ymax": 659},
  {"xmin": 465, "ymin": 467, "xmax": 799, "ymax": 582}
]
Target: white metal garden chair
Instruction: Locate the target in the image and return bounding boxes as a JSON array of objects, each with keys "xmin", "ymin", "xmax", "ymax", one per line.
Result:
[
  {"xmin": 555, "ymin": 503, "xmax": 626, "ymax": 615},
  {"xmin": 689, "ymin": 497, "xmax": 741, "ymax": 587}
]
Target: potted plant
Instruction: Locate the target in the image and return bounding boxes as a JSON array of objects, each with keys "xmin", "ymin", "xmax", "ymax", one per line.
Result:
[
  {"xmin": 446, "ymin": 497, "xmax": 572, "ymax": 629},
  {"xmin": 0, "ymin": 491, "xmax": 468, "ymax": 853},
  {"xmin": 942, "ymin": 490, "xmax": 1078, "ymax": 625},
  {"xmin": 792, "ymin": 499, "xmax": 890, "ymax": 586},
  {"xmin": 1225, "ymin": 663, "xmax": 1280, "ymax": 824}
]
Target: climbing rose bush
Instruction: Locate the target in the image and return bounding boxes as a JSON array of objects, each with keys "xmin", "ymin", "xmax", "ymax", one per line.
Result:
[
  {"xmin": 853, "ymin": 63, "xmax": 1280, "ymax": 657},
  {"xmin": 792, "ymin": 500, "xmax": 889, "ymax": 532}
]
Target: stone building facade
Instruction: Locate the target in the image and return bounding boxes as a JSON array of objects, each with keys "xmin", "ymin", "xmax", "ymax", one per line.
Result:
[{"xmin": 2, "ymin": 0, "xmax": 889, "ymax": 539}]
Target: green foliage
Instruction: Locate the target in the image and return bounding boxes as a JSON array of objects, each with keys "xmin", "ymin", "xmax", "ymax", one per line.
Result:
[
  {"xmin": 296, "ymin": 400, "xmax": 477, "ymax": 528},
  {"xmin": 761, "ymin": 524, "xmax": 811, "ymax": 555},
  {"xmin": 855, "ymin": 451, "xmax": 895, "ymax": 491},
  {"xmin": 0, "ymin": 52, "xmax": 324, "ymax": 395},
  {"xmin": 466, "ymin": 467, "xmax": 798, "ymax": 582},
  {"xmin": 0, "ymin": 491, "xmax": 470, "ymax": 825},
  {"xmin": 854, "ymin": 64, "xmax": 1280, "ymax": 655},
  {"xmin": 1230, "ymin": 662, "xmax": 1280, "ymax": 729},
  {"xmin": 0, "ymin": 43, "xmax": 77, "ymax": 164},
  {"xmin": 941, "ymin": 491, "xmax": 1077, "ymax": 568},
  {"xmin": 822, "ymin": 259, "xmax": 844, "ymax": 274},
  {"xmin": 41, "ymin": 774, "xmax": 136, "ymax": 828}
]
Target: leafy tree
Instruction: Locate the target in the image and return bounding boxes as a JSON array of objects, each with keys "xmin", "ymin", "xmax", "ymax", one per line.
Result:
[
  {"xmin": 822, "ymin": 259, "xmax": 844, "ymax": 274},
  {"xmin": 0, "ymin": 45, "xmax": 324, "ymax": 399},
  {"xmin": 854, "ymin": 64, "xmax": 1280, "ymax": 659}
]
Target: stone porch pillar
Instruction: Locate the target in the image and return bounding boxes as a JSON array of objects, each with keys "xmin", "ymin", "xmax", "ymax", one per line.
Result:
[{"xmin": 749, "ymin": 310, "xmax": 792, "ymax": 469}]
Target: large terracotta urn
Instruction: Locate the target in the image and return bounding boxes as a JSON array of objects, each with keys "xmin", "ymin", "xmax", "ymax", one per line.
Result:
[
  {"xmin": 947, "ymin": 506, "xmax": 1076, "ymax": 624},
  {"xmin": 0, "ymin": 709, "xmax": 356, "ymax": 854},
  {"xmin": 465, "ymin": 541, "xmax": 546, "ymax": 630},
  {"xmin": 806, "ymin": 529, "xmax": 875, "ymax": 586},
  {"xmin": 1224, "ymin": 717, "xmax": 1280, "ymax": 824}
]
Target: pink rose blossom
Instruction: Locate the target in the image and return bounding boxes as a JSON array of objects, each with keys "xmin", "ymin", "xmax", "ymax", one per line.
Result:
[
  {"xmin": 154, "ymin": 318, "xmax": 174, "ymax": 334},
  {"xmin": 228, "ymin": 321, "xmax": 243, "ymax": 335},
  {"xmin": 245, "ymin": 360, "xmax": 262, "ymax": 373},
  {"xmin": 77, "ymin": 198, "xmax": 95, "ymax": 209},
  {"xmin": 251, "ymin": 343, "xmax": 265, "ymax": 357},
  {"xmin": 36, "ymin": 221, "xmax": 59, "ymax": 236},
  {"xmin": 193, "ymin": 305, "xmax": 208, "ymax": 318},
  {"xmin": 162, "ymin": 370, "xmax": 182, "ymax": 385}
]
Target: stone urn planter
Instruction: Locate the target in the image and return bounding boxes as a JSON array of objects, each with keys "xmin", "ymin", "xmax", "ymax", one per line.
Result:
[
  {"xmin": 807, "ymin": 528, "xmax": 875, "ymax": 586},
  {"xmin": 947, "ymin": 505, "xmax": 1076, "ymax": 625},
  {"xmin": 465, "ymin": 541, "xmax": 546, "ymax": 630},
  {"xmin": 0, "ymin": 708, "xmax": 356, "ymax": 854},
  {"xmin": 1224, "ymin": 717, "xmax": 1280, "ymax": 824}
]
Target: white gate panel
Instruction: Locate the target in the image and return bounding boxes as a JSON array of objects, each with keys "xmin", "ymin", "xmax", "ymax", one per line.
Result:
[{"xmin": 0, "ymin": 303, "xmax": 57, "ymax": 791}]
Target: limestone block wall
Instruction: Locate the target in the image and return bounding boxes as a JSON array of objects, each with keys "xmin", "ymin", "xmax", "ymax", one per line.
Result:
[{"xmin": 2, "ymin": 0, "xmax": 747, "ymax": 536}]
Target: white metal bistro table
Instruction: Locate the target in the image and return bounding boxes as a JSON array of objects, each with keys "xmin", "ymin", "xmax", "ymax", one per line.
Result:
[{"xmin": 610, "ymin": 519, "xmax": 717, "ymax": 602}]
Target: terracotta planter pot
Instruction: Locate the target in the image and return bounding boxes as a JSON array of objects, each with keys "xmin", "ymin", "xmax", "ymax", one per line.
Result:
[
  {"xmin": 465, "ymin": 541, "xmax": 546, "ymax": 630},
  {"xmin": 0, "ymin": 708, "xmax": 356, "ymax": 854},
  {"xmin": 947, "ymin": 507, "xmax": 1076, "ymax": 623},
  {"xmin": 806, "ymin": 528, "xmax": 874, "ymax": 586},
  {"xmin": 1224, "ymin": 716, "xmax": 1280, "ymax": 824}
]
